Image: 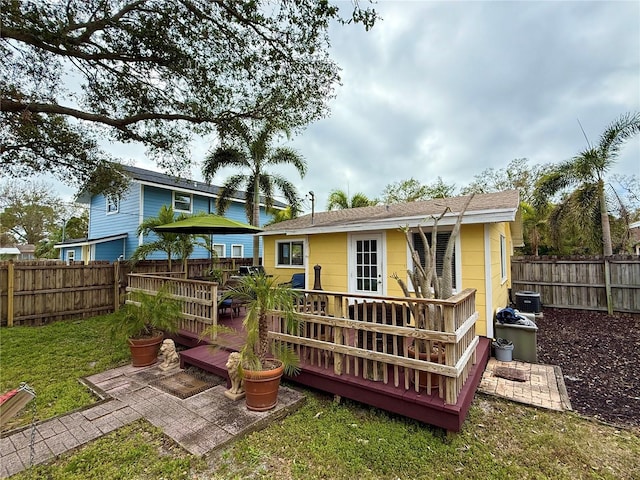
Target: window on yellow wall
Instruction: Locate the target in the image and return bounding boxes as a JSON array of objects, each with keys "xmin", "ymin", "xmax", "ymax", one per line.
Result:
[
  {"xmin": 277, "ymin": 240, "xmax": 304, "ymax": 266},
  {"xmin": 412, "ymin": 231, "xmax": 456, "ymax": 289},
  {"xmin": 500, "ymin": 234, "xmax": 507, "ymax": 282}
]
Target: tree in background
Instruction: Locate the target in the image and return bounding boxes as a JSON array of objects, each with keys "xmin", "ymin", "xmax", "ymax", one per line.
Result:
[
  {"xmin": 202, "ymin": 120, "xmax": 306, "ymax": 265},
  {"xmin": 264, "ymin": 206, "xmax": 300, "ymax": 226},
  {"xmin": 1, "ymin": 1, "xmax": 376, "ymax": 197},
  {"xmin": 534, "ymin": 112, "xmax": 640, "ymax": 256},
  {"xmin": 461, "ymin": 158, "xmax": 547, "ymax": 204},
  {"xmin": 381, "ymin": 177, "xmax": 457, "ymax": 204},
  {"xmin": 0, "ymin": 181, "xmax": 65, "ymax": 245},
  {"xmin": 326, "ymin": 189, "xmax": 377, "ymax": 210},
  {"xmin": 36, "ymin": 211, "xmax": 89, "ymax": 259}
]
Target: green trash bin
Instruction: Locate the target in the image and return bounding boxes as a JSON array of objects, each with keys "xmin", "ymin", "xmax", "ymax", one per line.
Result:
[{"xmin": 494, "ymin": 309, "xmax": 538, "ymax": 363}]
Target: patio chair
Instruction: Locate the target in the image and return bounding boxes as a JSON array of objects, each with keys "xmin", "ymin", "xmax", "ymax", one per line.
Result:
[{"xmin": 279, "ymin": 273, "xmax": 305, "ymax": 289}]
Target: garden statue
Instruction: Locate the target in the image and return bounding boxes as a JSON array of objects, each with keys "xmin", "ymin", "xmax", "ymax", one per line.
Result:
[
  {"xmin": 224, "ymin": 352, "xmax": 245, "ymax": 400},
  {"xmin": 159, "ymin": 339, "xmax": 180, "ymax": 371}
]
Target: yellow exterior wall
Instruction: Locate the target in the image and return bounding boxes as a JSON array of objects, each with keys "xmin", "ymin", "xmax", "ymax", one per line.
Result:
[
  {"xmin": 263, "ymin": 221, "xmax": 515, "ymax": 338},
  {"xmin": 485, "ymin": 222, "xmax": 512, "ymax": 337},
  {"xmin": 459, "ymin": 224, "xmax": 488, "ymax": 336},
  {"xmin": 308, "ymin": 233, "xmax": 349, "ymax": 292},
  {"xmin": 385, "ymin": 229, "xmax": 410, "ymax": 298}
]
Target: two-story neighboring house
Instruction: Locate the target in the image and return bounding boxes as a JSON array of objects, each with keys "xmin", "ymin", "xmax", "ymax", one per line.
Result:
[{"xmin": 55, "ymin": 165, "xmax": 282, "ymax": 263}]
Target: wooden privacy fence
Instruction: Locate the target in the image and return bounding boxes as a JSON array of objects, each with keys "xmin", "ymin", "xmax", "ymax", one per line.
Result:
[
  {"xmin": 511, "ymin": 255, "xmax": 640, "ymax": 314},
  {"xmin": 0, "ymin": 260, "xmax": 116, "ymax": 326},
  {"xmin": 0, "ymin": 258, "xmax": 255, "ymax": 327},
  {"xmin": 127, "ymin": 273, "xmax": 218, "ymax": 339},
  {"xmin": 268, "ymin": 288, "xmax": 478, "ymax": 405}
]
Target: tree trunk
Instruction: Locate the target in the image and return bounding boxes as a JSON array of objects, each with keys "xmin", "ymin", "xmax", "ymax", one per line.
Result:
[
  {"xmin": 252, "ymin": 183, "xmax": 261, "ymax": 266},
  {"xmin": 258, "ymin": 312, "xmax": 269, "ymax": 360},
  {"xmin": 599, "ymin": 179, "xmax": 613, "ymax": 256}
]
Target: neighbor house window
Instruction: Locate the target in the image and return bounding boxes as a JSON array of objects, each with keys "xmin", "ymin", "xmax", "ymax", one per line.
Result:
[
  {"xmin": 277, "ymin": 240, "xmax": 304, "ymax": 266},
  {"xmin": 213, "ymin": 244, "xmax": 225, "ymax": 258},
  {"xmin": 500, "ymin": 234, "xmax": 507, "ymax": 282},
  {"xmin": 412, "ymin": 231, "xmax": 457, "ymax": 289},
  {"xmin": 66, "ymin": 250, "xmax": 75, "ymax": 263},
  {"xmin": 106, "ymin": 196, "xmax": 119, "ymax": 214},
  {"xmin": 173, "ymin": 191, "xmax": 192, "ymax": 212},
  {"xmin": 231, "ymin": 244, "xmax": 243, "ymax": 258}
]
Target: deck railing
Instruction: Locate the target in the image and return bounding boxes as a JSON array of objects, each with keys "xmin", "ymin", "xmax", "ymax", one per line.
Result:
[
  {"xmin": 127, "ymin": 272, "xmax": 478, "ymax": 406},
  {"xmin": 269, "ymin": 288, "xmax": 478, "ymax": 405},
  {"xmin": 127, "ymin": 273, "xmax": 218, "ymax": 338}
]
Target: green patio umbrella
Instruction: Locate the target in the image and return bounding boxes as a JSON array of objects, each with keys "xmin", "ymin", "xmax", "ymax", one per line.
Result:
[{"xmin": 153, "ymin": 214, "xmax": 263, "ymax": 235}]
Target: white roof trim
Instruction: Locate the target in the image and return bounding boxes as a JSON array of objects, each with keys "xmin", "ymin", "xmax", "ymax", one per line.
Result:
[
  {"xmin": 261, "ymin": 207, "xmax": 518, "ymax": 236},
  {"xmin": 54, "ymin": 233, "xmax": 128, "ymax": 249},
  {"xmin": 0, "ymin": 247, "xmax": 21, "ymax": 255}
]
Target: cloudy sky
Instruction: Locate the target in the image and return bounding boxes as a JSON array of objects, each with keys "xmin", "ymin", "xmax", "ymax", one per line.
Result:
[{"xmin": 55, "ymin": 1, "xmax": 640, "ymax": 213}]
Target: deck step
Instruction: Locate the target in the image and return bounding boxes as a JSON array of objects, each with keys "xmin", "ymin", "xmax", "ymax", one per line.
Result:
[{"xmin": 180, "ymin": 345, "xmax": 231, "ymax": 383}]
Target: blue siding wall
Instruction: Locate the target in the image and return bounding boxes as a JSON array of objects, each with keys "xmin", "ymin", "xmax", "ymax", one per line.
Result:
[
  {"xmin": 95, "ymin": 240, "xmax": 126, "ymax": 261},
  {"xmin": 89, "ymin": 183, "xmax": 140, "ymax": 259},
  {"xmin": 89, "ymin": 180, "xmax": 273, "ymax": 262}
]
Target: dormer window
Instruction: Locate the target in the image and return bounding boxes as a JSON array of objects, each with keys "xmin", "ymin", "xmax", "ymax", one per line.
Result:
[{"xmin": 173, "ymin": 192, "xmax": 192, "ymax": 213}]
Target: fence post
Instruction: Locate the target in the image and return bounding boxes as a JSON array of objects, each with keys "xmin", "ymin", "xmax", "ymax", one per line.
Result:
[
  {"xmin": 114, "ymin": 261, "xmax": 120, "ymax": 311},
  {"xmin": 7, "ymin": 260, "xmax": 14, "ymax": 327},
  {"xmin": 604, "ymin": 257, "xmax": 613, "ymax": 315}
]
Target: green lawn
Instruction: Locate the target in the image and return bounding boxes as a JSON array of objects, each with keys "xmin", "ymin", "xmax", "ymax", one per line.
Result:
[{"xmin": 2, "ymin": 315, "xmax": 639, "ymax": 479}]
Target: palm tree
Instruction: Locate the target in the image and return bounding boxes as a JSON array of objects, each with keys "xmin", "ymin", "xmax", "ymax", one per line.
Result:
[
  {"xmin": 131, "ymin": 205, "xmax": 193, "ymax": 272},
  {"xmin": 264, "ymin": 205, "xmax": 300, "ymax": 226},
  {"xmin": 535, "ymin": 112, "xmax": 640, "ymax": 256},
  {"xmin": 202, "ymin": 120, "xmax": 306, "ymax": 265},
  {"xmin": 326, "ymin": 189, "xmax": 377, "ymax": 210}
]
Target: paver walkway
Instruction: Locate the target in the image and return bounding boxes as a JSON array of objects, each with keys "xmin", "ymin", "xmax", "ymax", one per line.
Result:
[
  {"xmin": 478, "ymin": 358, "xmax": 572, "ymax": 411},
  {"xmin": 0, "ymin": 364, "xmax": 304, "ymax": 479}
]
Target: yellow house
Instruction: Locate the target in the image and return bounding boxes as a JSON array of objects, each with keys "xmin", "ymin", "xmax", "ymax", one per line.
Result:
[{"xmin": 260, "ymin": 190, "xmax": 523, "ymax": 338}]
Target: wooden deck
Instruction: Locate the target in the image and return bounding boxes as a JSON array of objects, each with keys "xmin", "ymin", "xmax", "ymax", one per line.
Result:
[
  {"xmin": 127, "ymin": 272, "xmax": 487, "ymax": 432},
  {"xmin": 176, "ymin": 309, "xmax": 490, "ymax": 432}
]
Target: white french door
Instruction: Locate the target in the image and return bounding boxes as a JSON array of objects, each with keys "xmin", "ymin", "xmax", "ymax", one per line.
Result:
[{"xmin": 349, "ymin": 234, "xmax": 384, "ymax": 295}]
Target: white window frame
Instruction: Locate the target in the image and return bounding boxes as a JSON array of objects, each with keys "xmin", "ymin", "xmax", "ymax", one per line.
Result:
[
  {"xmin": 500, "ymin": 234, "xmax": 508, "ymax": 283},
  {"xmin": 276, "ymin": 239, "xmax": 305, "ymax": 267},
  {"xmin": 172, "ymin": 191, "xmax": 192, "ymax": 213},
  {"xmin": 231, "ymin": 244, "xmax": 244, "ymax": 258},
  {"xmin": 106, "ymin": 196, "xmax": 119, "ymax": 214},
  {"xmin": 213, "ymin": 243, "xmax": 225, "ymax": 258},
  {"xmin": 66, "ymin": 250, "xmax": 75, "ymax": 263}
]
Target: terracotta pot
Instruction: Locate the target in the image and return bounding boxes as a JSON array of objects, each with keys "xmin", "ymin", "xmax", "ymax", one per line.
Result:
[
  {"xmin": 408, "ymin": 345, "xmax": 445, "ymax": 389},
  {"xmin": 243, "ymin": 360, "xmax": 284, "ymax": 411},
  {"xmin": 128, "ymin": 334, "xmax": 164, "ymax": 367}
]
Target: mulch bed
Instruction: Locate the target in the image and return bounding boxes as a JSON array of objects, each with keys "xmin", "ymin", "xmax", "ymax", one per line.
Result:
[{"xmin": 536, "ymin": 308, "xmax": 640, "ymax": 430}]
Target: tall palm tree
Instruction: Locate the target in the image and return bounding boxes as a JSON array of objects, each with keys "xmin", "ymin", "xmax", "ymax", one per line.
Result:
[
  {"xmin": 534, "ymin": 112, "xmax": 640, "ymax": 256},
  {"xmin": 131, "ymin": 205, "xmax": 193, "ymax": 273},
  {"xmin": 202, "ymin": 120, "xmax": 306, "ymax": 265},
  {"xmin": 326, "ymin": 189, "xmax": 377, "ymax": 210}
]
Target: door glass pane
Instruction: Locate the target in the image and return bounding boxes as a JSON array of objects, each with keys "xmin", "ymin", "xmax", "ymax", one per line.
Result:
[{"xmin": 355, "ymin": 237, "xmax": 379, "ymax": 293}]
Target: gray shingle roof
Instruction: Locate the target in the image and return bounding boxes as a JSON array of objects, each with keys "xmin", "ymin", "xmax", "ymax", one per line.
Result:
[
  {"xmin": 263, "ymin": 190, "xmax": 520, "ymax": 234},
  {"xmin": 122, "ymin": 165, "xmax": 285, "ymax": 208}
]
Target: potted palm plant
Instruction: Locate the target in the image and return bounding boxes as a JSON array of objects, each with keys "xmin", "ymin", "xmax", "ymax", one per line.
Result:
[
  {"xmin": 211, "ymin": 273, "xmax": 301, "ymax": 411},
  {"xmin": 111, "ymin": 287, "xmax": 183, "ymax": 367}
]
